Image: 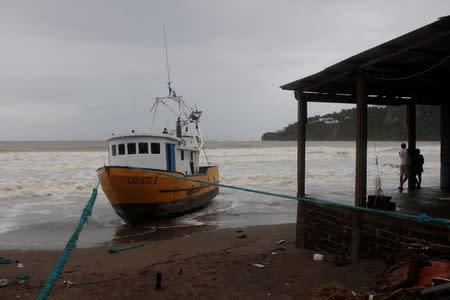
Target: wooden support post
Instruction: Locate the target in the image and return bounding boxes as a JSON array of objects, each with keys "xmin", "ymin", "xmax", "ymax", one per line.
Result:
[
  {"xmin": 407, "ymin": 104, "xmax": 416, "ymax": 192},
  {"xmin": 295, "ymin": 90, "xmax": 307, "ymax": 248},
  {"xmin": 355, "ymin": 74, "xmax": 367, "ymax": 208},
  {"xmin": 296, "ymin": 91, "xmax": 307, "ymax": 197},
  {"xmin": 441, "ymin": 103, "xmax": 450, "ymax": 190},
  {"xmin": 352, "ymin": 74, "xmax": 367, "ymax": 260}
]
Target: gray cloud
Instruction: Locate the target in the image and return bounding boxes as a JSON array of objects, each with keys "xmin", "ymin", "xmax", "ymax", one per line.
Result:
[{"xmin": 0, "ymin": 0, "xmax": 448, "ymax": 140}]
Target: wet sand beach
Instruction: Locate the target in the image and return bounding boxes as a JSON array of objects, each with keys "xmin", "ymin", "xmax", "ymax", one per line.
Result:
[{"xmin": 1, "ymin": 224, "xmax": 384, "ymax": 299}]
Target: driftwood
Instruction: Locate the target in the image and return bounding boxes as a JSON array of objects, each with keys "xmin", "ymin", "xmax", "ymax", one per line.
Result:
[
  {"xmin": 402, "ymin": 242, "xmax": 450, "ymax": 260},
  {"xmin": 415, "ymin": 262, "xmax": 450, "ymax": 286},
  {"xmin": 377, "ymin": 249, "xmax": 430, "ymax": 292}
]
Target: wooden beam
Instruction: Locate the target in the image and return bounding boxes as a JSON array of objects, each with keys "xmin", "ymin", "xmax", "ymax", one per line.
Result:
[
  {"xmin": 300, "ymin": 91, "xmax": 442, "ymax": 106},
  {"xmin": 407, "ymin": 104, "xmax": 417, "ymax": 192},
  {"xmin": 296, "ymin": 29, "xmax": 450, "ymax": 92},
  {"xmin": 360, "ymin": 29, "xmax": 450, "ymax": 69},
  {"xmin": 355, "ymin": 74, "xmax": 368, "ymax": 207}
]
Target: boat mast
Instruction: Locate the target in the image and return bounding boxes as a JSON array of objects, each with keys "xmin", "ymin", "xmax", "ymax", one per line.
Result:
[
  {"xmin": 163, "ymin": 25, "xmax": 182, "ymax": 137},
  {"xmin": 163, "ymin": 25, "xmax": 172, "ymax": 96}
]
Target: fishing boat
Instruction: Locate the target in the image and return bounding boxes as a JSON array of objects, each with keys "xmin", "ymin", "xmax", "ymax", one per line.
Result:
[
  {"xmin": 97, "ymin": 93, "xmax": 219, "ymax": 224},
  {"xmin": 97, "ymin": 29, "xmax": 218, "ymax": 224}
]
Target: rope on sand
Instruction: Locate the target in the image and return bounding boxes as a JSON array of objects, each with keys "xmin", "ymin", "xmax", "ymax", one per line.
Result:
[
  {"xmin": 127, "ymin": 166, "xmax": 450, "ymax": 228},
  {"xmin": 36, "ymin": 173, "xmax": 102, "ymax": 300},
  {"xmin": 35, "ymin": 166, "xmax": 448, "ymax": 299}
]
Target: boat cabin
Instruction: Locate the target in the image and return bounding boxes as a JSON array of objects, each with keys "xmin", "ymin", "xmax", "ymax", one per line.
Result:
[{"xmin": 107, "ymin": 133, "xmax": 200, "ymax": 175}]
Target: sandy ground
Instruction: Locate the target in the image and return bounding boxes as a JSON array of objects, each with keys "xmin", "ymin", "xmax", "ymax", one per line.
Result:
[{"xmin": 0, "ymin": 224, "xmax": 385, "ymax": 299}]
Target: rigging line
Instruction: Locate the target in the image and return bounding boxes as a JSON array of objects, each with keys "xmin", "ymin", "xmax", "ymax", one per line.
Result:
[
  {"xmin": 163, "ymin": 25, "xmax": 172, "ymax": 94},
  {"xmin": 202, "ymin": 147, "xmax": 211, "ymax": 167},
  {"xmin": 181, "ymin": 99, "xmax": 196, "ymax": 111},
  {"xmin": 370, "ymin": 54, "xmax": 450, "ymax": 81},
  {"xmin": 369, "ymin": 108, "xmax": 384, "ymax": 197},
  {"xmin": 160, "ymin": 100, "xmax": 178, "ymax": 116},
  {"xmin": 149, "ymin": 101, "xmax": 159, "ymax": 132},
  {"xmin": 373, "ymin": 138, "xmax": 384, "ymax": 197}
]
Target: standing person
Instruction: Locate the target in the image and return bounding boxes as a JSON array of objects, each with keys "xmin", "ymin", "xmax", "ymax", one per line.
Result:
[
  {"xmin": 415, "ymin": 148, "xmax": 424, "ymax": 188},
  {"xmin": 399, "ymin": 143, "xmax": 409, "ymax": 189}
]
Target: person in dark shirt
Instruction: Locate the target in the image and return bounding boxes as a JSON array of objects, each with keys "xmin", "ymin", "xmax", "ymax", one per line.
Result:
[{"xmin": 414, "ymin": 148, "xmax": 424, "ymax": 188}]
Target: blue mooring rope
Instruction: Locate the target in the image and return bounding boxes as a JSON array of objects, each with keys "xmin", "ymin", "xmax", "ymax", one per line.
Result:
[
  {"xmin": 36, "ymin": 176, "xmax": 102, "ymax": 300},
  {"xmin": 129, "ymin": 166, "xmax": 449, "ymax": 228},
  {"xmin": 36, "ymin": 167, "xmax": 449, "ymax": 299}
]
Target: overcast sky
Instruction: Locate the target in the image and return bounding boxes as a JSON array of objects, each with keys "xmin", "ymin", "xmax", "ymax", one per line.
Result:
[{"xmin": 0, "ymin": 1, "xmax": 448, "ymax": 141}]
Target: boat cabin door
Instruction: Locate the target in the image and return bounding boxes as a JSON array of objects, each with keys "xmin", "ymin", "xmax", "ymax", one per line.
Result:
[{"xmin": 165, "ymin": 143, "xmax": 176, "ymax": 171}]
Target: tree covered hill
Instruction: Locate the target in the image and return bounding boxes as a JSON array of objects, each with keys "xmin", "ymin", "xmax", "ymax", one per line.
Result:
[{"xmin": 261, "ymin": 105, "xmax": 440, "ymax": 141}]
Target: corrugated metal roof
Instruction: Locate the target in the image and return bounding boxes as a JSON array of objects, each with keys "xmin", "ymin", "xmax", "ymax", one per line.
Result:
[{"xmin": 281, "ymin": 16, "xmax": 450, "ymax": 105}]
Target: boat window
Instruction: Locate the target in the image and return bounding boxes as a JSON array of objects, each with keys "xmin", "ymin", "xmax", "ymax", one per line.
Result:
[
  {"xmin": 111, "ymin": 145, "xmax": 117, "ymax": 156},
  {"xmin": 118, "ymin": 144, "xmax": 125, "ymax": 155},
  {"xmin": 138, "ymin": 142, "xmax": 148, "ymax": 154},
  {"xmin": 127, "ymin": 143, "xmax": 136, "ymax": 155},
  {"xmin": 181, "ymin": 150, "xmax": 184, "ymax": 160},
  {"xmin": 151, "ymin": 143, "xmax": 160, "ymax": 154}
]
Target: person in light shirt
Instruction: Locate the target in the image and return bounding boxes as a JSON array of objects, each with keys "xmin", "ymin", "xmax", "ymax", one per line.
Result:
[{"xmin": 399, "ymin": 143, "xmax": 409, "ymax": 189}]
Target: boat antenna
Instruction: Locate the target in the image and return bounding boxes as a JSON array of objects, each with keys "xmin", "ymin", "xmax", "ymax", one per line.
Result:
[{"xmin": 163, "ymin": 25, "xmax": 173, "ymax": 96}]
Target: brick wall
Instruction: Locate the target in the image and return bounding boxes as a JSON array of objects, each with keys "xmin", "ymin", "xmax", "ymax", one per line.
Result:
[{"xmin": 296, "ymin": 200, "xmax": 449, "ymax": 259}]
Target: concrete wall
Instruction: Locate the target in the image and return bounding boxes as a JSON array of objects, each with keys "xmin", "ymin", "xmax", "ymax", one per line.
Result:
[{"xmin": 296, "ymin": 201, "xmax": 449, "ymax": 259}]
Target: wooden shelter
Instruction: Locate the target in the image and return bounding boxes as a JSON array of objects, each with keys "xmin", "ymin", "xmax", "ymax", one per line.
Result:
[{"xmin": 281, "ymin": 16, "xmax": 450, "ymax": 258}]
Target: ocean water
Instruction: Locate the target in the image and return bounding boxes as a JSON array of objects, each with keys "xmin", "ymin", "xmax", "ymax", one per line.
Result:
[{"xmin": 0, "ymin": 141, "xmax": 441, "ymax": 249}]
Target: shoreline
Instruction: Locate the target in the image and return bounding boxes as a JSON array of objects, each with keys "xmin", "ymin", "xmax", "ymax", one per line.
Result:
[
  {"xmin": 1, "ymin": 223, "xmax": 384, "ymax": 299},
  {"xmin": 0, "ymin": 140, "xmax": 440, "ymax": 152}
]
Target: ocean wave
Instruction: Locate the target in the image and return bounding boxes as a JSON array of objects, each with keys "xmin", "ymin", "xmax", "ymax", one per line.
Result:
[{"xmin": 0, "ymin": 181, "xmax": 102, "ymax": 199}]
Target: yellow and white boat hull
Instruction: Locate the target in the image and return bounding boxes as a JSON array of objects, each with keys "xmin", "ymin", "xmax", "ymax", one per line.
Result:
[{"xmin": 97, "ymin": 166, "xmax": 219, "ymax": 224}]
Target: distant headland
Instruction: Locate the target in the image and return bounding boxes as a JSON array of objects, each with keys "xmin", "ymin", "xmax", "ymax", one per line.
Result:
[{"xmin": 262, "ymin": 106, "xmax": 440, "ymax": 141}]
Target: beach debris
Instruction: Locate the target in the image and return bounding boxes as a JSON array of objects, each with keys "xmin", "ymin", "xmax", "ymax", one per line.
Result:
[
  {"xmin": 179, "ymin": 269, "xmax": 182, "ymax": 275},
  {"xmin": 271, "ymin": 252, "xmax": 277, "ymax": 255},
  {"xmin": 314, "ymin": 281, "xmax": 362, "ymax": 299},
  {"xmin": 224, "ymin": 249, "xmax": 232, "ymax": 254},
  {"xmin": 108, "ymin": 243, "xmax": 144, "ymax": 253},
  {"xmin": 403, "ymin": 241, "xmax": 450, "ymax": 261},
  {"xmin": 269, "ymin": 247, "xmax": 286, "ymax": 252},
  {"xmin": 377, "ymin": 249, "xmax": 430, "ymax": 292},
  {"xmin": 276, "ymin": 240, "xmax": 286, "ymax": 245},
  {"xmin": 421, "ymin": 282, "xmax": 450, "ymax": 299},
  {"xmin": 0, "ymin": 278, "xmax": 8, "ymax": 287},
  {"xmin": 415, "ymin": 261, "xmax": 450, "ymax": 286},
  {"xmin": 236, "ymin": 228, "xmax": 243, "ymax": 233},
  {"xmin": 313, "ymin": 254, "xmax": 324, "ymax": 261},
  {"xmin": 63, "ymin": 280, "xmax": 74, "ymax": 288},
  {"xmin": 138, "ymin": 267, "xmax": 148, "ymax": 276},
  {"xmin": 252, "ymin": 263, "xmax": 265, "ymax": 269},
  {"xmin": 432, "ymin": 277, "xmax": 450, "ymax": 284},
  {"xmin": 236, "ymin": 233, "xmax": 247, "ymax": 239},
  {"xmin": 332, "ymin": 253, "xmax": 352, "ymax": 267},
  {"xmin": 17, "ymin": 274, "xmax": 30, "ymax": 280},
  {"xmin": 17, "ymin": 263, "xmax": 24, "ymax": 268},
  {"xmin": 155, "ymin": 272, "xmax": 162, "ymax": 290},
  {"xmin": 0, "ymin": 256, "xmax": 15, "ymax": 264}
]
